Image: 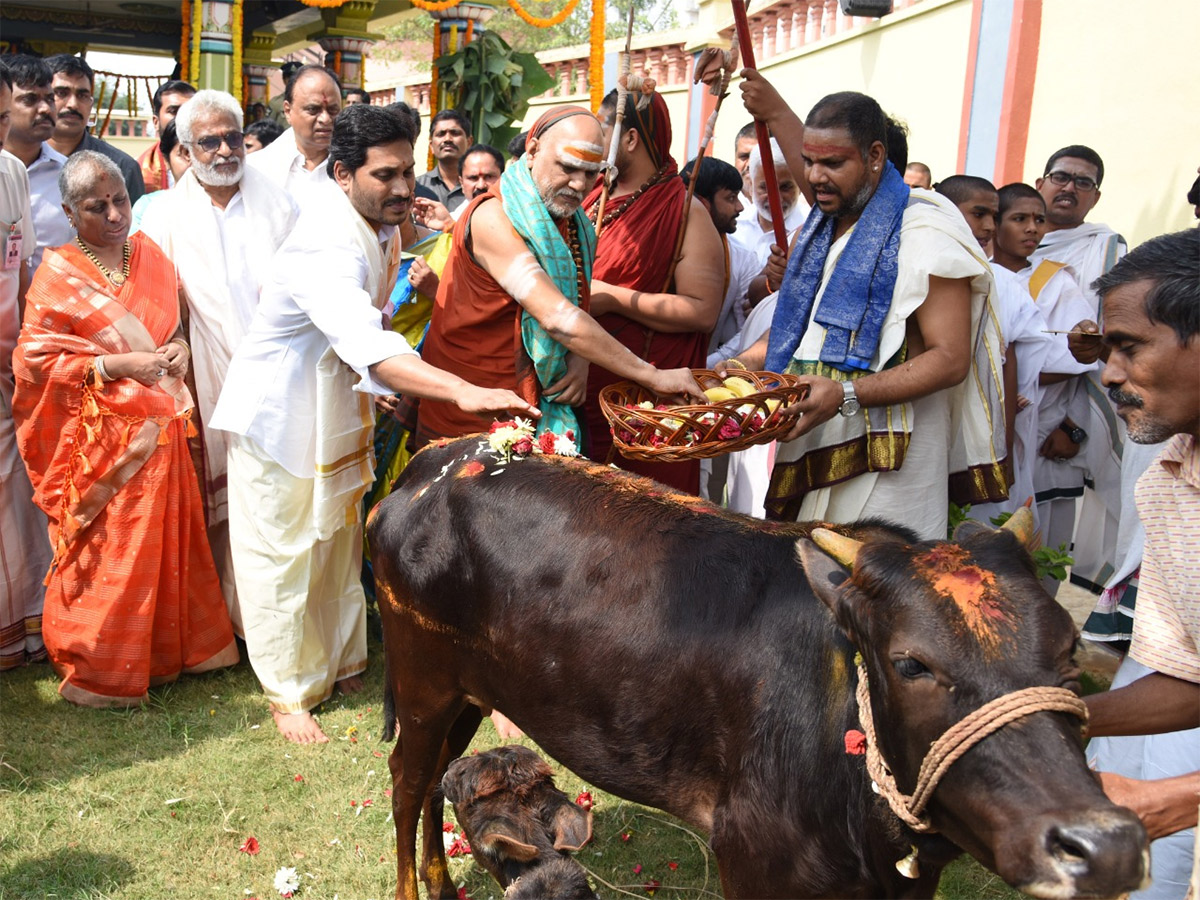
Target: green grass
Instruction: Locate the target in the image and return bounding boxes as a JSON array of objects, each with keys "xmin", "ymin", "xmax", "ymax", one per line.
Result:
[{"xmin": 0, "ymin": 637, "xmax": 1019, "ymax": 900}]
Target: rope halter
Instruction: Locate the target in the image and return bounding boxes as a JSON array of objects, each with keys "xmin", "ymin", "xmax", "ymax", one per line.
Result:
[{"xmin": 854, "ymin": 660, "xmax": 1089, "ymax": 833}]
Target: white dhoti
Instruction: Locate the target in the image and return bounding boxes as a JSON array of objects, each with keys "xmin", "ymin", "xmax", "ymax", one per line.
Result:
[{"xmin": 227, "ymin": 436, "xmax": 367, "ymax": 713}]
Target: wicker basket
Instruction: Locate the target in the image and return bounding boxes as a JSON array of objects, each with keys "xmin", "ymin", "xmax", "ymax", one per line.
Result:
[{"xmin": 598, "ymin": 369, "xmax": 807, "ymax": 462}]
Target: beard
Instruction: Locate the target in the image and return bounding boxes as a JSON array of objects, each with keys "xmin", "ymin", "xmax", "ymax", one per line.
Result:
[
  {"xmin": 192, "ymin": 154, "xmax": 243, "ymax": 187},
  {"xmin": 754, "ymin": 196, "xmax": 795, "ymax": 225},
  {"xmin": 1108, "ymin": 386, "xmax": 1176, "ymax": 444},
  {"xmin": 540, "ymin": 184, "xmax": 584, "ymax": 220}
]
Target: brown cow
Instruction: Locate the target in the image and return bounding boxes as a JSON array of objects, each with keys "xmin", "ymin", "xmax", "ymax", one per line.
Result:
[{"xmin": 369, "ymin": 437, "xmax": 1148, "ymax": 899}]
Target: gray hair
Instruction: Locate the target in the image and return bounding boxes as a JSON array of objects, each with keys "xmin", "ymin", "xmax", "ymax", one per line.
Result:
[
  {"xmin": 175, "ymin": 89, "xmax": 244, "ymax": 144},
  {"xmin": 748, "ymin": 137, "xmax": 789, "ymax": 185},
  {"xmin": 58, "ymin": 151, "xmax": 125, "ymax": 212}
]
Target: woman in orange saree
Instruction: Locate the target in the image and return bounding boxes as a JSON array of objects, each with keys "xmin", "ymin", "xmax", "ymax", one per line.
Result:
[{"xmin": 12, "ymin": 152, "xmax": 237, "ymax": 708}]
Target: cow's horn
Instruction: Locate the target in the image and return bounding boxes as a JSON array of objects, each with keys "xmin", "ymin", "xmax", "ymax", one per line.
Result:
[
  {"xmin": 1000, "ymin": 505, "xmax": 1035, "ymax": 547},
  {"xmin": 812, "ymin": 528, "xmax": 862, "ymax": 570}
]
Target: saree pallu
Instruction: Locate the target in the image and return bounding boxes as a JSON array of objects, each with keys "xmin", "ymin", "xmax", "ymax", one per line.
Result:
[{"xmin": 12, "ymin": 235, "xmax": 236, "ymax": 707}]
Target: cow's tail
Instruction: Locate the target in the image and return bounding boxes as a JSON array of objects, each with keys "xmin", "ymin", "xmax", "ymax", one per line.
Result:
[{"xmin": 381, "ymin": 642, "xmax": 399, "ymax": 742}]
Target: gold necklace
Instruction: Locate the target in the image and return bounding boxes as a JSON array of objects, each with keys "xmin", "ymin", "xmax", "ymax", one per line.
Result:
[{"xmin": 76, "ymin": 238, "xmax": 130, "ymax": 287}]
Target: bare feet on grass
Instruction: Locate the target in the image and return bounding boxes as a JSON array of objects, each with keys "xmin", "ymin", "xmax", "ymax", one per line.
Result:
[
  {"xmin": 272, "ymin": 708, "xmax": 329, "ymax": 744},
  {"xmin": 336, "ymin": 675, "xmax": 365, "ymax": 695},
  {"xmin": 490, "ymin": 709, "xmax": 524, "ymax": 740}
]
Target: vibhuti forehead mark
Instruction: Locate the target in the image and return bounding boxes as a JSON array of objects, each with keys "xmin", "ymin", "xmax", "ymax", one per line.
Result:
[{"xmin": 557, "ymin": 140, "xmax": 605, "ymax": 171}]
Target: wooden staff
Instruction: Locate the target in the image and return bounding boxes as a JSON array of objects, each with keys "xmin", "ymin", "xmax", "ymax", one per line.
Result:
[
  {"xmin": 730, "ymin": 0, "xmax": 788, "ymax": 250},
  {"xmin": 661, "ymin": 40, "xmax": 739, "ymax": 291},
  {"xmin": 593, "ymin": 0, "xmax": 637, "ymax": 238}
]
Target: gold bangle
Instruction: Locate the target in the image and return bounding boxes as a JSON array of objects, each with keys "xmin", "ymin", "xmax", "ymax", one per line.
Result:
[{"xmin": 172, "ymin": 337, "xmax": 191, "ymax": 359}]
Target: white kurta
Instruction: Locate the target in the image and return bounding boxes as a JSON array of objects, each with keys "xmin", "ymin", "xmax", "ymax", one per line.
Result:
[
  {"xmin": 244, "ymin": 127, "xmax": 334, "ymax": 204},
  {"xmin": 0, "ymin": 150, "xmax": 51, "ymax": 669},
  {"xmin": 212, "ymin": 182, "xmax": 414, "ymax": 713}
]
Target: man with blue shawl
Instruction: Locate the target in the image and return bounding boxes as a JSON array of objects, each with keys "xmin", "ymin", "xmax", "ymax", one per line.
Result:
[
  {"xmin": 727, "ymin": 79, "xmax": 1007, "ymax": 540},
  {"xmin": 417, "ymin": 105, "xmax": 703, "ymax": 448}
]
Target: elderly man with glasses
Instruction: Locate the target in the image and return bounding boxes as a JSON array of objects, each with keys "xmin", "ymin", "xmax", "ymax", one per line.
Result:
[{"xmin": 139, "ymin": 90, "xmax": 298, "ymax": 630}]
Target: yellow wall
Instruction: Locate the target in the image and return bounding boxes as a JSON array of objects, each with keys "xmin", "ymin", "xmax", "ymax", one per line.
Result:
[{"xmin": 1024, "ymin": 0, "xmax": 1200, "ymax": 247}]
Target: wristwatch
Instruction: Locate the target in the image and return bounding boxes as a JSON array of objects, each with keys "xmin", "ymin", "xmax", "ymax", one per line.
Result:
[
  {"xmin": 1059, "ymin": 422, "xmax": 1088, "ymax": 444},
  {"xmin": 838, "ymin": 380, "xmax": 862, "ymax": 417}
]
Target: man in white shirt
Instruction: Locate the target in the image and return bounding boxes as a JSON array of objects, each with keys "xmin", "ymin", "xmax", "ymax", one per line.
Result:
[
  {"xmin": 0, "ymin": 60, "xmax": 52, "ymax": 671},
  {"xmin": 140, "ymin": 90, "xmax": 298, "ymax": 630},
  {"xmin": 246, "ymin": 64, "xmax": 341, "ymax": 203},
  {"xmin": 211, "ymin": 105, "xmax": 538, "ymax": 744},
  {"xmin": 3, "ymin": 56, "xmax": 70, "ymax": 271},
  {"xmin": 729, "ymin": 137, "xmax": 808, "ymax": 263}
]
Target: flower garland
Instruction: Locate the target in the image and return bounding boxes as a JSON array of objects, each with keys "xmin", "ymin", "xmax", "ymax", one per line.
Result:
[
  {"xmin": 189, "ymin": 0, "xmax": 202, "ymax": 86},
  {"xmin": 427, "ymin": 21, "xmax": 440, "ymax": 170},
  {"xmin": 588, "ymin": 0, "xmax": 604, "ymax": 111},
  {"xmin": 507, "ymin": 0, "xmax": 579, "ymax": 28},
  {"xmin": 180, "ymin": 0, "xmax": 191, "ymax": 81},
  {"xmin": 486, "ymin": 419, "xmax": 579, "ymax": 463},
  {"xmin": 232, "ymin": 0, "xmax": 244, "ymax": 109},
  {"xmin": 408, "ymin": 0, "xmax": 463, "ymax": 11},
  {"xmin": 297, "ymin": 0, "xmax": 350, "ymax": 7}
]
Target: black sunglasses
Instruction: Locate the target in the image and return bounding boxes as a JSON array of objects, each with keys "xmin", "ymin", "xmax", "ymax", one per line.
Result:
[{"xmin": 191, "ymin": 131, "xmax": 245, "ymax": 153}]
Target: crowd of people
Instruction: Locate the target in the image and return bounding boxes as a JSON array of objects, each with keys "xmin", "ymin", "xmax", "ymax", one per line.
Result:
[{"xmin": 0, "ymin": 51, "xmax": 1196, "ymax": 898}]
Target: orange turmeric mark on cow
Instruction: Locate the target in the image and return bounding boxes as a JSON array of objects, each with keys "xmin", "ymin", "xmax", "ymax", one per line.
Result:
[
  {"xmin": 456, "ymin": 460, "xmax": 485, "ymax": 479},
  {"xmin": 916, "ymin": 545, "xmax": 1013, "ymax": 653}
]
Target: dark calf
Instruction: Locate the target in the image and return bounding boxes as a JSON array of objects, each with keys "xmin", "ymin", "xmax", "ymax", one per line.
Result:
[{"xmin": 442, "ymin": 745, "xmax": 597, "ymax": 898}]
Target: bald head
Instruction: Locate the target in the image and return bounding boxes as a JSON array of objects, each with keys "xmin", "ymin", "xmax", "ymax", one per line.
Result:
[{"xmin": 527, "ymin": 113, "xmax": 604, "ymax": 219}]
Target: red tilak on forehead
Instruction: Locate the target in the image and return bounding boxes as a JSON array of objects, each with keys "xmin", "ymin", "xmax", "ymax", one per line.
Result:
[
  {"xmin": 913, "ymin": 545, "xmax": 1013, "ymax": 654},
  {"xmin": 802, "ymin": 143, "xmax": 854, "ymax": 157}
]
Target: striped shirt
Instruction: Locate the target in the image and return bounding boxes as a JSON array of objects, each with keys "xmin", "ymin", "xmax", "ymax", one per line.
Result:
[{"xmin": 1129, "ymin": 433, "xmax": 1200, "ymax": 683}]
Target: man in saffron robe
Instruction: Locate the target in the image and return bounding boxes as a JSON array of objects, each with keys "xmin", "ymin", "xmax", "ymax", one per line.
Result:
[
  {"xmin": 583, "ymin": 88, "xmax": 725, "ymax": 494},
  {"xmin": 417, "ymin": 104, "xmax": 703, "ymax": 448}
]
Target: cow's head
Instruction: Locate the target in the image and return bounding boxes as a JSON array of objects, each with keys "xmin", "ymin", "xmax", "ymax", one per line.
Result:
[
  {"xmin": 797, "ymin": 511, "xmax": 1148, "ymax": 899},
  {"xmin": 441, "ymin": 745, "xmax": 597, "ymax": 897}
]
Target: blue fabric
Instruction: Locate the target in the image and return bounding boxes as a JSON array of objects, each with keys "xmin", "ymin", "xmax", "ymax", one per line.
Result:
[
  {"xmin": 765, "ymin": 161, "xmax": 909, "ymax": 373},
  {"xmin": 500, "ymin": 160, "xmax": 596, "ymax": 443}
]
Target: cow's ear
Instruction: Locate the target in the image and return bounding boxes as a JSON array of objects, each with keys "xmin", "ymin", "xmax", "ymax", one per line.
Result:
[
  {"xmin": 951, "ymin": 519, "xmax": 992, "ymax": 542},
  {"xmin": 796, "ymin": 537, "xmax": 853, "ymax": 615},
  {"xmin": 476, "ymin": 826, "xmax": 540, "ymax": 862},
  {"xmin": 550, "ymin": 802, "xmax": 593, "ymax": 851}
]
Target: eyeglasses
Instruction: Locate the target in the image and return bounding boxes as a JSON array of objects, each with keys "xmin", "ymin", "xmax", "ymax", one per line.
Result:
[
  {"xmin": 191, "ymin": 131, "xmax": 245, "ymax": 153},
  {"xmin": 1045, "ymin": 170, "xmax": 1098, "ymax": 192}
]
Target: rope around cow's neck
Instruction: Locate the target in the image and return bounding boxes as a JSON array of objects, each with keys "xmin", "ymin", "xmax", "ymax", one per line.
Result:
[{"xmin": 855, "ymin": 659, "xmax": 1089, "ymax": 834}]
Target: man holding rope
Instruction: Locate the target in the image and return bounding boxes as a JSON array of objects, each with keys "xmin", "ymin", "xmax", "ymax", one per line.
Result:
[{"xmin": 725, "ymin": 73, "xmax": 1005, "ymax": 540}]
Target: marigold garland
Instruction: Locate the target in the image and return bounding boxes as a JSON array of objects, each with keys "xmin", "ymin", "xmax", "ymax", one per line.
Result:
[
  {"xmin": 180, "ymin": 0, "xmax": 191, "ymax": 80},
  {"xmin": 507, "ymin": 0, "xmax": 580, "ymax": 28},
  {"xmin": 232, "ymin": 0, "xmax": 244, "ymax": 108},
  {"xmin": 408, "ymin": 0, "xmax": 463, "ymax": 11},
  {"xmin": 189, "ymin": 0, "xmax": 202, "ymax": 86},
  {"xmin": 297, "ymin": 0, "xmax": 351, "ymax": 6},
  {"xmin": 427, "ymin": 21, "xmax": 440, "ymax": 170},
  {"xmin": 588, "ymin": 0, "xmax": 604, "ymax": 111}
]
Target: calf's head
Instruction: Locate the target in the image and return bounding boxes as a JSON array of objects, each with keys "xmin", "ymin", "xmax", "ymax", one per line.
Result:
[
  {"xmin": 797, "ymin": 511, "xmax": 1148, "ymax": 899},
  {"xmin": 442, "ymin": 745, "xmax": 597, "ymax": 898}
]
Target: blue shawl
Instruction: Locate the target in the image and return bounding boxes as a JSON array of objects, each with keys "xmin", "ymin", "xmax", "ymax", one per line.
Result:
[{"xmin": 765, "ymin": 161, "xmax": 909, "ymax": 373}]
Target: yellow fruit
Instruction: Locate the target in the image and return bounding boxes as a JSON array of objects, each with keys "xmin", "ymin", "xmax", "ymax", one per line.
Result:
[
  {"xmin": 723, "ymin": 377, "xmax": 757, "ymax": 398},
  {"xmin": 704, "ymin": 386, "xmax": 738, "ymax": 403},
  {"xmin": 764, "ymin": 399, "xmax": 782, "ymax": 415}
]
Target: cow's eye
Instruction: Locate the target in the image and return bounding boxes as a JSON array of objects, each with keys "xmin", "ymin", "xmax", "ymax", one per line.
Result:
[{"xmin": 894, "ymin": 656, "xmax": 930, "ymax": 680}]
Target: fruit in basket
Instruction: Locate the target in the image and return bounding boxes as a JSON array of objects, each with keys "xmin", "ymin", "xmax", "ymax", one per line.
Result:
[
  {"xmin": 723, "ymin": 376, "xmax": 757, "ymax": 398},
  {"xmin": 704, "ymin": 385, "xmax": 739, "ymax": 403}
]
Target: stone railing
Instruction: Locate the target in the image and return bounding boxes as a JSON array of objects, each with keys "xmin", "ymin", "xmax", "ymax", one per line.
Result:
[{"xmin": 721, "ymin": 0, "xmax": 922, "ymax": 63}]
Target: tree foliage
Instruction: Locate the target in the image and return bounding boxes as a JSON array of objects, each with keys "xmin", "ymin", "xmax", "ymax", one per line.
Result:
[{"xmin": 376, "ymin": 0, "xmax": 677, "ymax": 66}]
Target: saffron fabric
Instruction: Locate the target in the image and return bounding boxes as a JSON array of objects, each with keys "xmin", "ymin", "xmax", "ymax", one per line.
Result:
[
  {"xmin": 137, "ymin": 140, "xmax": 169, "ymax": 194},
  {"xmin": 501, "ymin": 158, "xmax": 595, "ymax": 443},
  {"xmin": 12, "ymin": 234, "xmax": 237, "ymax": 706},
  {"xmin": 583, "ymin": 94, "xmax": 703, "ymax": 493}
]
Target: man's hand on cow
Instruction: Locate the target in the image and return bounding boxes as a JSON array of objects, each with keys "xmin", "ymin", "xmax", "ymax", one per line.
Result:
[
  {"xmin": 412, "ymin": 197, "xmax": 453, "ymax": 232},
  {"xmin": 456, "ymin": 386, "xmax": 541, "ymax": 420},
  {"xmin": 1098, "ymin": 770, "xmax": 1200, "ymax": 841},
  {"xmin": 646, "ymin": 366, "xmax": 707, "ymax": 405},
  {"xmin": 779, "ymin": 375, "xmax": 843, "ymax": 441},
  {"xmin": 543, "ymin": 353, "xmax": 589, "ymax": 407},
  {"xmin": 738, "ymin": 68, "xmax": 788, "ymax": 125},
  {"xmin": 1068, "ymin": 319, "xmax": 1105, "ymax": 364},
  {"xmin": 408, "ymin": 257, "xmax": 440, "ymax": 297}
]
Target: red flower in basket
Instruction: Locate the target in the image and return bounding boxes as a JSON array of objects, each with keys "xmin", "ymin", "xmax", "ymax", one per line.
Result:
[{"xmin": 718, "ymin": 419, "xmax": 742, "ymax": 440}]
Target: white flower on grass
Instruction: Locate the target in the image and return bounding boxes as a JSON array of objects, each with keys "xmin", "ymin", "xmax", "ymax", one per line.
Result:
[{"xmin": 274, "ymin": 866, "xmax": 301, "ymax": 896}]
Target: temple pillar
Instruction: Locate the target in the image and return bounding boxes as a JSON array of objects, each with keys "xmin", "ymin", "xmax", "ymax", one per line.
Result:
[
  {"xmin": 193, "ymin": 0, "xmax": 234, "ymax": 93},
  {"xmin": 242, "ymin": 30, "xmax": 276, "ymax": 107},
  {"xmin": 315, "ymin": 0, "xmax": 385, "ymax": 94}
]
